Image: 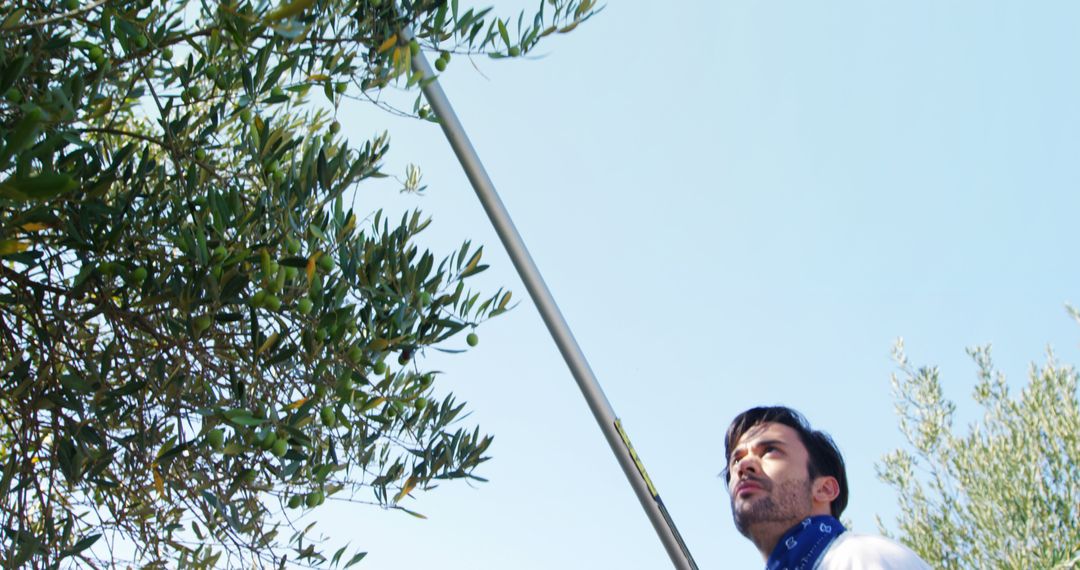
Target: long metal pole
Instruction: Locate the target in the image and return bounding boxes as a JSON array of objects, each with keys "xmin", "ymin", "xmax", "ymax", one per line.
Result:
[{"xmin": 399, "ymin": 29, "xmax": 698, "ymax": 570}]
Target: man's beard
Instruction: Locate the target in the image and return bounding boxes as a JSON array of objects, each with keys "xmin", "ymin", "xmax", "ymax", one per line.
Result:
[{"xmin": 730, "ymin": 476, "xmax": 815, "ymax": 538}]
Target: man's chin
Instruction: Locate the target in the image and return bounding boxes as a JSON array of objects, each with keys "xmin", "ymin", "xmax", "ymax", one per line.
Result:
[
  {"xmin": 731, "ymin": 500, "xmax": 763, "ymax": 535},
  {"xmin": 732, "ymin": 510, "xmax": 758, "ymax": 538}
]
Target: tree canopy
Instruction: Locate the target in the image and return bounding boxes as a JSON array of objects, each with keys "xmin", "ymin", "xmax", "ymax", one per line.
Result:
[
  {"xmin": 879, "ymin": 337, "xmax": 1080, "ymax": 569},
  {"xmin": 0, "ymin": 0, "xmax": 596, "ymax": 567}
]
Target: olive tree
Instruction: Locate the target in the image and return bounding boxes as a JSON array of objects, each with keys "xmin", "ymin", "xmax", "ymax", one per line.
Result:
[
  {"xmin": 0, "ymin": 0, "xmax": 596, "ymax": 567},
  {"xmin": 878, "ymin": 337, "xmax": 1080, "ymax": 569}
]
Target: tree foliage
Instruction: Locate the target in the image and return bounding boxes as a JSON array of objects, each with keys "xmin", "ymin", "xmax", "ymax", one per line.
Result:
[
  {"xmin": 0, "ymin": 0, "xmax": 596, "ymax": 567},
  {"xmin": 878, "ymin": 338, "xmax": 1080, "ymax": 569}
]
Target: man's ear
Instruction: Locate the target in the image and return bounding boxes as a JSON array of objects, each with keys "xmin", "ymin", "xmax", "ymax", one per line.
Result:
[{"xmin": 812, "ymin": 476, "xmax": 840, "ymax": 505}]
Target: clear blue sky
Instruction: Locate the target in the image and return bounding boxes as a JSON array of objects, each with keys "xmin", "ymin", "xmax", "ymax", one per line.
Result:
[{"xmin": 313, "ymin": 2, "xmax": 1080, "ymax": 568}]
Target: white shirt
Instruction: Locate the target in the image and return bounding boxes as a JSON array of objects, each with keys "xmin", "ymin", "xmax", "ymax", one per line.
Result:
[{"xmin": 814, "ymin": 532, "xmax": 932, "ymax": 570}]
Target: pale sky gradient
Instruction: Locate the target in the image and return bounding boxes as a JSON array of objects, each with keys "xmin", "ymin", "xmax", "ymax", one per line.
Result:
[{"xmin": 310, "ymin": 2, "xmax": 1080, "ymax": 568}]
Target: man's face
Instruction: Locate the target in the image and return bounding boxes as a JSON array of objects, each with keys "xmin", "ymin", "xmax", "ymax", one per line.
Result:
[{"xmin": 726, "ymin": 422, "xmax": 815, "ymax": 536}]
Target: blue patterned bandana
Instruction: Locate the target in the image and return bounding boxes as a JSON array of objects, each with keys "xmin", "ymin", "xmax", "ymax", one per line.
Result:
[{"xmin": 765, "ymin": 515, "xmax": 846, "ymax": 570}]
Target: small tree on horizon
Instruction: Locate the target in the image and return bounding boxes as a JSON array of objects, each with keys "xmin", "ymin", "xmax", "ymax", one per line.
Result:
[{"xmin": 878, "ymin": 334, "xmax": 1080, "ymax": 569}]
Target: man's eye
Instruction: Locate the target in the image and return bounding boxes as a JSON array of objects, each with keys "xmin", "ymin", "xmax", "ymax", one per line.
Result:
[{"xmin": 763, "ymin": 446, "xmax": 778, "ymax": 454}]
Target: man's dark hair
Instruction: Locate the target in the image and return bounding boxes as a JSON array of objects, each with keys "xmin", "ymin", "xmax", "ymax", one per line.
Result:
[{"xmin": 723, "ymin": 406, "xmax": 848, "ymax": 518}]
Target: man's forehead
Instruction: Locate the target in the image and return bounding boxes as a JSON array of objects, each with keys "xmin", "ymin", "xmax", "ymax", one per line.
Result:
[{"xmin": 734, "ymin": 422, "xmax": 801, "ymax": 448}]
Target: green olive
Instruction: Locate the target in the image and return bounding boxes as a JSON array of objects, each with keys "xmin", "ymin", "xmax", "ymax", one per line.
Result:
[
  {"xmin": 130, "ymin": 267, "xmax": 148, "ymax": 284},
  {"xmin": 271, "ymin": 438, "xmax": 288, "ymax": 457},
  {"xmin": 316, "ymin": 253, "xmax": 334, "ymax": 272},
  {"xmin": 206, "ymin": 428, "xmax": 224, "ymax": 450},
  {"xmin": 320, "ymin": 406, "xmax": 336, "ymax": 427},
  {"xmin": 193, "ymin": 314, "xmax": 213, "ymax": 334}
]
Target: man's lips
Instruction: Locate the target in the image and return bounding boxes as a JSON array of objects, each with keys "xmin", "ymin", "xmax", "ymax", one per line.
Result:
[{"xmin": 734, "ymin": 480, "xmax": 766, "ymax": 496}]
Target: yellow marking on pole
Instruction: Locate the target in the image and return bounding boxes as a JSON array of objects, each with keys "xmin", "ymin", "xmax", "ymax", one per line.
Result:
[{"xmin": 615, "ymin": 419, "xmax": 658, "ymax": 498}]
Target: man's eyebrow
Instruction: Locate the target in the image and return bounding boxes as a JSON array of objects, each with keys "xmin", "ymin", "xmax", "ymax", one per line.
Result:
[{"xmin": 752, "ymin": 439, "xmax": 786, "ymax": 450}]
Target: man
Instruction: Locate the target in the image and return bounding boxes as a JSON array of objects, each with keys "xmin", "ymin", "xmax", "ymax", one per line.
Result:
[{"xmin": 724, "ymin": 406, "xmax": 930, "ymax": 570}]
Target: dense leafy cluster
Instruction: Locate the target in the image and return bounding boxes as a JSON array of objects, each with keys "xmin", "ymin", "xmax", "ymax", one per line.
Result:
[
  {"xmin": 0, "ymin": 0, "xmax": 596, "ymax": 567},
  {"xmin": 879, "ymin": 339, "xmax": 1080, "ymax": 569}
]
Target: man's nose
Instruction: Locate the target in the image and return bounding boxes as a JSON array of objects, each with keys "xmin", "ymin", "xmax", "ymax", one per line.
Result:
[{"xmin": 734, "ymin": 454, "xmax": 760, "ymax": 478}]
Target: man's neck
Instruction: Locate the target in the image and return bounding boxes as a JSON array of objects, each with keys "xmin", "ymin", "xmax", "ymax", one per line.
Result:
[{"xmin": 748, "ymin": 518, "xmax": 804, "ymax": 560}]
